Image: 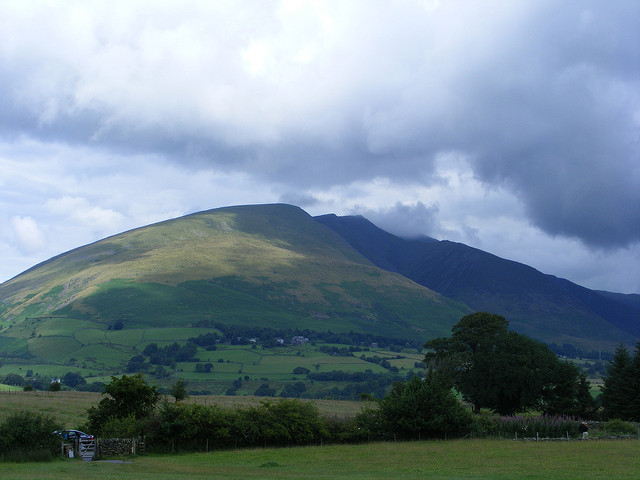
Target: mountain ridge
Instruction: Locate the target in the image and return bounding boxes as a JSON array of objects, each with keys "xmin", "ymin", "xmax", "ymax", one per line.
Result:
[
  {"xmin": 0, "ymin": 204, "xmax": 637, "ymax": 356},
  {"xmin": 314, "ymin": 213, "xmax": 639, "ymax": 350}
]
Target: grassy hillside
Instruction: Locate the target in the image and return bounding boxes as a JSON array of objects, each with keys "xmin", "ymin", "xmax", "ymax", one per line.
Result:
[
  {"xmin": 0, "ymin": 204, "xmax": 467, "ymax": 334},
  {"xmin": 0, "ymin": 204, "xmax": 468, "ymax": 393}
]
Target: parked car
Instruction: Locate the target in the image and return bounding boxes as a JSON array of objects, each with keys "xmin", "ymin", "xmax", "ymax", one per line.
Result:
[{"xmin": 54, "ymin": 429, "xmax": 94, "ymax": 441}]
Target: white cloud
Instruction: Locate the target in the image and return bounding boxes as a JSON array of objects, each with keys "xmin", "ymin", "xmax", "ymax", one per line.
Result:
[
  {"xmin": 11, "ymin": 216, "xmax": 44, "ymax": 253},
  {"xmin": 0, "ymin": 1, "xmax": 638, "ymax": 293}
]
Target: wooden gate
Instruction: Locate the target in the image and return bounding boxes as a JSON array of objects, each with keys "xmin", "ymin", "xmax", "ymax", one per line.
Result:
[{"xmin": 77, "ymin": 437, "xmax": 96, "ymax": 461}]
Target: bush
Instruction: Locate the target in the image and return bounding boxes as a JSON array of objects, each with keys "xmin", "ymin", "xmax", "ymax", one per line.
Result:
[
  {"xmin": 600, "ymin": 419, "xmax": 638, "ymax": 436},
  {"xmin": 99, "ymin": 414, "xmax": 142, "ymax": 438},
  {"xmin": 469, "ymin": 410, "xmax": 500, "ymax": 438},
  {"xmin": 148, "ymin": 402, "xmax": 232, "ymax": 452},
  {"xmin": 377, "ymin": 372, "xmax": 471, "ymax": 440},
  {"xmin": 0, "ymin": 411, "xmax": 62, "ymax": 462},
  {"xmin": 233, "ymin": 399, "xmax": 329, "ymax": 448}
]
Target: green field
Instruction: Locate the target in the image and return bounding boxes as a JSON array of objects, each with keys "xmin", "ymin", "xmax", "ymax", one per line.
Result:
[
  {"xmin": 0, "ymin": 320, "xmax": 423, "ymax": 397},
  {"xmin": 0, "ymin": 391, "xmax": 365, "ymax": 427},
  {"xmin": 1, "ymin": 439, "xmax": 638, "ymax": 479}
]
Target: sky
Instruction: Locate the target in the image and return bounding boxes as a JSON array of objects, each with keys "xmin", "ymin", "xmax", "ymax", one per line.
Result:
[{"xmin": 0, "ymin": 0, "xmax": 638, "ymax": 294}]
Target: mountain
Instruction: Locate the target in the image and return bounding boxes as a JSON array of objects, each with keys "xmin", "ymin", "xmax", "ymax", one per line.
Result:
[
  {"xmin": 0, "ymin": 204, "xmax": 469, "ymax": 345},
  {"xmin": 315, "ymin": 214, "xmax": 639, "ymax": 351},
  {"xmin": 1, "ymin": 202, "xmax": 636, "ymax": 381}
]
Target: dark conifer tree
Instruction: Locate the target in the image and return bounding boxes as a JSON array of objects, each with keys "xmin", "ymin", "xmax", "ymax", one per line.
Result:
[
  {"xmin": 576, "ymin": 372, "xmax": 597, "ymax": 418},
  {"xmin": 627, "ymin": 342, "xmax": 640, "ymax": 421},
  {"xmin": 601, "ymin": 344, "xmax": 634, "ymax": 420}
]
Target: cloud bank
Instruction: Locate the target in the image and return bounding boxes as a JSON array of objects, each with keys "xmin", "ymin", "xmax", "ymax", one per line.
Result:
[{"xmin": 0, "ymin": 0, "xmax": 638, "ymax": 293}]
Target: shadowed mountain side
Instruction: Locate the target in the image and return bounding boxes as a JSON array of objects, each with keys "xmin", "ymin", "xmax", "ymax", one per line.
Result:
[
  {"xmin": 596, "ymin": 291, "xmax": 640, "ymax": 312},
  {"xmin": 314, "ymin": 214, "xmax": 639, "ymax": 351}
]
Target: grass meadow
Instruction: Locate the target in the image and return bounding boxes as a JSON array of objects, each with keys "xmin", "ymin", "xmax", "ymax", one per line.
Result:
[
  {"xmin": 1, "ymin": 439, "xmax": 638, "ymax": 479},
  {"xmin": 0, "ymin": 391, "xmax": 365, "ymax": 427}
]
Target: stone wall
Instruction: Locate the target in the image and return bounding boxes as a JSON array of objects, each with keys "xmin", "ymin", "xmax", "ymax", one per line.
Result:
[{"xmin": 96, "ymin": 437, "xmax": 145, "ymax": 457}]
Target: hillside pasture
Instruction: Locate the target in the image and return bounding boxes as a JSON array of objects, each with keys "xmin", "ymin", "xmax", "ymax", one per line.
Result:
[
  {"xmin": 74, "ymin": 328, "xmax": 108, "ymax": 344},
  {"xmin": 105, "ymin": 328, "xmax": 147, "ymax": 346},
  {"xmin": 0, "ymin": 320, "xmax": 423, "ymax": 396},
  {"xmin": 27, "ymin": 336, "xmax": 83, "ymax": 360}
]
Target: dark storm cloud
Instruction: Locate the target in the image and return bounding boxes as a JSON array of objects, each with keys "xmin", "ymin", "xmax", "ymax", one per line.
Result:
[
  {"xmin": 457, "ymin": 2, "xmax": 640, "ymax": 247},
  {"xmin": 358, "ymin": 202, "xmax": 441, "ymax": 240},
  {"xmin": 0, "ymin": 0, "xmax": 638, "ymax": 251},
  {"xmin": 354, "ymin": 1, "xmax": 640, "ymax": 248}
]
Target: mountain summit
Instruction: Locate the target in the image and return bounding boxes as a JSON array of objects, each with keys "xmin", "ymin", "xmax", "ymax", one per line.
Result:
[{"xmin": 0, "ymin": 204, "xmax": 468, "ymax": 344}]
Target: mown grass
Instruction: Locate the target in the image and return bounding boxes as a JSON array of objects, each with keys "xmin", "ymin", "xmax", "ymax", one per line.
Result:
[{"xmin": 1, "ymin": 439, "xmax": 638, "ymax": 479}]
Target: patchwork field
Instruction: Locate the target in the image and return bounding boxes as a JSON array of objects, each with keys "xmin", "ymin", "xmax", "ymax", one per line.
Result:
[{"xmin": 0, "ymin": 320, "xmax": 424, "ymax": 397}]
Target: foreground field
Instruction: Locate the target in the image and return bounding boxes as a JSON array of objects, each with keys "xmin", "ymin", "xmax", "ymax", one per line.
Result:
[
  {"xmin": 1, "ymin": 439, "xmax": 639, "ymax": 480},
  {"xmin": 0, "ymin": 390, "xmax": 365, "ymax": 427}
]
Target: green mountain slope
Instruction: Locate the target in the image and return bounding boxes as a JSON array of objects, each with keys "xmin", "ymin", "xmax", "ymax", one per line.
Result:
[{"xmin": 0, "ymin": 204, "xmax": 469, "ymax": 343}]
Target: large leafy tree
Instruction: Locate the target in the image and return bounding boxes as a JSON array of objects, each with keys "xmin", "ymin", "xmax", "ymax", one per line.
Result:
[
  {"xmin": 425, "ymin": 312, "xmax": 588, "ymax": 416},
  {"xmin": 87, "ymin": 373, "xmax": 160, "ymax": 434}
]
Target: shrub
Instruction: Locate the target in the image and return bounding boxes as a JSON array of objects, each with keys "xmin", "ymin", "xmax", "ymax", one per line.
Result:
[
  {"xmin": 469, "ymin": 410, "xmax": 500, "ymax": 438},
  {"xmin": 99, "ymin": 414, "xmax": 142, "ymax": 438},
  {"xmin": 377, "ymin": 372, "xmax": 472, "ymax": 440},
  {"xmin": 149, "ymin": 402, "xmax": 232, "ymax": 452},
  {"xmin": 0, "ymin": 411, "xmax": 62, "ymax": 462},
  {"xmin": 601, "ymin": 418, "xmax": 638, "ymax": 436},
  {"xmin": 232, "ymin": 399, "xmax": 329, "ymax": 448}
]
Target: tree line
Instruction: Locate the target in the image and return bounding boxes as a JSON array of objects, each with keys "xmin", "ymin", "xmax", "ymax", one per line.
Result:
[{"xmin": 191, "ymin": 321, "xmax": 422, "ymax": 350}]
